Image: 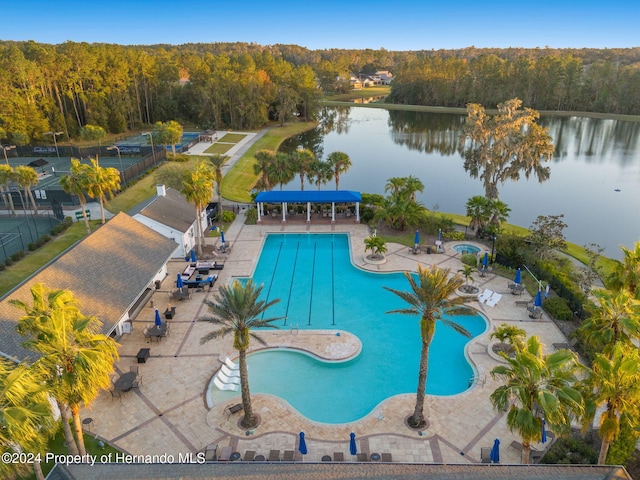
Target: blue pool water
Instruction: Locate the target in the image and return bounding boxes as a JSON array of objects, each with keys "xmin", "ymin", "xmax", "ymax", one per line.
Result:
[
  {"xmin": 210, "ymin": 233, "xmax": 487, "ymax": 423},
  {"xmin": 453, "ymin": 244, "xmax": 481, "ymax": 255}
]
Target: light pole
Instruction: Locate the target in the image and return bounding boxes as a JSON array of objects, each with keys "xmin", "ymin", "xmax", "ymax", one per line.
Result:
[
  {"xmin": 44, "ymin": 131, "xmax": 63, "ymax": 160},
  {"xmin": 1, "ymin": 145, "xmax": 16, "ymax": 165},
  {"xmin": 141, "ymin": 132, "xmax": 156, "ymax": 168},
  {"xmin": 107, "ymin": 145, "xmax": 124, "ymax": 179},
  {"xmin": 491, "ymin": 235, "xmax": 497, "ymax": 264}
]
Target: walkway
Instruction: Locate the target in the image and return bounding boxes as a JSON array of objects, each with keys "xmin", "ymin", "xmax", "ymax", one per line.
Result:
[{"xmin": 81, "ymin": 215, "xmax": 573, "ymax": 465}]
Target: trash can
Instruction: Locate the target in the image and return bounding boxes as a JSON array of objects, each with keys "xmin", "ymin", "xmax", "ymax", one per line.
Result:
[
  {"xmin": 155, "ymin": 280, "xmax": 161, "ymax": 290},
  {"xmin": 426, "ymin": 246, "xmax": 431, "ymax": 254}
]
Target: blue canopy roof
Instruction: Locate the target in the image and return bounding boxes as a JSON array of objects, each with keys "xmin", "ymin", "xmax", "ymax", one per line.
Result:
[{"xmin": 255, "ymin": 190, "xmax": 362, "ymax": 203}]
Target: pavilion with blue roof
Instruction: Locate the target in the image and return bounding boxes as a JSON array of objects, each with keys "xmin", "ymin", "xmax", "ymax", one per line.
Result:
[{"xmin": 254, "ymin": 190, "xmax": 362, "ymax": 223}]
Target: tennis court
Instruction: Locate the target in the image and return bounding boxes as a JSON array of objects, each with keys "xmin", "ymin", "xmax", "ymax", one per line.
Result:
[{"xmin": 0, "ymin": 215, "xmax": 61, "ymax": 263}]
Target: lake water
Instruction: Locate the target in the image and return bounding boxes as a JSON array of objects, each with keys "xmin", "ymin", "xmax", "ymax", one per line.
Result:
[{"xmin": 282, "ymin": 107, "xmax": 640, "ymax": 259}]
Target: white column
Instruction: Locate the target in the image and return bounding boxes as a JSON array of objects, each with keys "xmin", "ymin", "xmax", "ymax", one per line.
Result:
[
  {"xmin": 306, "ymin": 202, "xmax": 311, "ymax": 223},
  {"xmin": 282, "ymin": 202, "xmax": 286, "ymax": 222},
  {"xmin": 257, "ymin": 202, "xmax": 262, "ymax": 223},
  {"xmin": 331, "ymin": 202, "xmax": 335, "ymax": 223},
  {"xmin": 356, "ymin": 202, "xmax": 360, "ymax": 223}
]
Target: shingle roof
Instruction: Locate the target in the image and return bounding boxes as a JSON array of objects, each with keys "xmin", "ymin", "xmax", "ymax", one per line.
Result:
[
  {"xmin": 0, "ymin": 212, "xmax": 177, "ymax": 362},
  {"xmin": 138, "ymin": 188, "xmax": 197, "ymax": 233},
  {"xmin": 45, "ymin": 462, "xmax": 632, "ymax": 480},
  {"xmin": 255, "ymin": 190, "xmax": 362, "ymax": 203}
]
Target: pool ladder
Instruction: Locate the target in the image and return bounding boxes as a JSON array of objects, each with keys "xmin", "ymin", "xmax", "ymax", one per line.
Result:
[{"xmin": 289, "ymin": 324, "xmax": 299, "ymax": 335}]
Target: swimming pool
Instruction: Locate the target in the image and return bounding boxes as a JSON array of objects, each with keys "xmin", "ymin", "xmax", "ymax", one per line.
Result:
[
  {"xmin": 208, "ymin": 233, "xmax": 487, "ymax": 423},
  {"xmin": 453, "ymin": 243, "xmax": 481, "ymax": 255}
]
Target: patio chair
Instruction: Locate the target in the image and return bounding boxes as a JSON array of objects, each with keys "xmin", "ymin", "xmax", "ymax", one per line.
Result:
[
  {"xmin": 218, "ymin": 446, "xmax": 232, "ymax": 461},
  {"xmin": 110, "ymin": 389, "xmax": 122, "ymax": 401},
  {"xmin": 213, "ymin": 377, "xmax": 239, "ymax": 391},
  {"xmin": 486, "ymin": 293, "xmax": 502, "ymax": 307},
  {"xmin": 333, "ymin": 452, "xmax": 344, "ymax": 462},
  {"xmin": 268, "ymin": 449, "xmax": 281, "ymax": 461},
  {"xmin": 204, "ymin": 444, "xmax": 217, "ymax": 462},
  {"xmin": 132, "ymin": 376, "xmax": 142, "ymax": 389},
  {"xmin": 243, "ymin": 450, "xmax": 256, "ymax": 461},
  {"xmin": 130, "ymin": 365, "xmax": 139, "ymax": 374},
  {"xmin": 283, "ymin": 450, "xmax": 294, "ymax": 461},
  {"xmin": 381, "ymin": 453, "xmax": 392, "ymax": 462},
  {"xmin": 356, "ymin": 453, "xmax": 369, "ymax": 462}
]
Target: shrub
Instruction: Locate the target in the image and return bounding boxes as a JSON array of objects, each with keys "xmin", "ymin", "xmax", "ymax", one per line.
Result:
[
  {"xmin": 443, "ymin": 231, "xmax": 464, "ymax": 241},
  {"xmin": 543, "ymin": 296, "xmax": 573, "ymax": 320},
  {"xmin": 5, "ymin": 258, "xmax": 13, "ymax": 266},
  {"xmin": 28, "ymin": 242, "xmax": 37, "ymax": 251},
  {"xmin": 219, "ymin": 210, "xmax": 236, "ymax": 223},
  {"xmin": 360, "ymin": 206, "xmax": 375, "ymax": 223},
  {"xmin": 543, "ymin": 436, "xmax": 598, "ymax": 464},
  {"xmin": 0, "ymin": 263, "xmax": 5, "ymax": 271},
  {"xmin": 11, "ymin": 251, "xmax": 25, "ymax": 262},
  {"xmin": 244, "ymin": 208, "xmax": 258, "ymax": 225},
  {"xmin": 461, "ymin": 254, "xmax": 477, "ymax": 266}
]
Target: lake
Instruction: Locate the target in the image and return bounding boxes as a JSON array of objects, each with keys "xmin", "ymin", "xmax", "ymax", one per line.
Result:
[{"xmin": 281, "ymin": 107, "xmax": 640, "ymax": 259}]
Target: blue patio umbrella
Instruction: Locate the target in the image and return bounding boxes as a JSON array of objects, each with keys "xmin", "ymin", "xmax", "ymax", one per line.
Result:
[
  {"xmin": 220, "ymin": 229, "xmax": 226, "ymax": 244},
  {"xmin": 490, "ymin": 438, "xmax": 500, "ymax": 463},
  {"xmin": 541, "ymin": 419, "xmax": 547, "ymax": 444},
  {"xmin": 414, "ymin": 230, "xmax": 420, "ymax": 247},
  {"xmin": 534, "ymin": 290, "xmax": 543, "ymax": 307},
  {"xmin": 190, "ymin": 248, "xmax": 197, "ymax": 263},
  {"xmin": 176, "ymin": 273, "xmax": 184, "ymax": 289},
  {"xmin": 514, "ymin": 268, "xmax": 522, "ymax": 284},
  {"xmin": 482, "ymin": 251, "xmax": 489, "ymax": 268},
  {"xmin": 154, "ymin": 309, "xmax": 162, "ymax": 327},
  {"xmin": 349, "ymin": 432, "xmax": 357, "ymax": 455},
  {"xmin": 298, "ymin": 432, "xmax": 307, "ymax": 455}
]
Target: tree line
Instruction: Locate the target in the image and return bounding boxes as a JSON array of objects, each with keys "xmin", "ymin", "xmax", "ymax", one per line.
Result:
[{"xmin": 1, "ymin": 41, "xmax": 639, "ymax": 148}]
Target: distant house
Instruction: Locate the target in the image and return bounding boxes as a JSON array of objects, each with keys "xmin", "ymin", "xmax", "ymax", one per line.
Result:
[
  {"xmin": 131, "ymin": 185, "xmax": 207, "ymax": 259},
  {"xmin": 375, "ymin": 70, "xmax": 394, "ymax": 84},
  {"xmin": 0, "ymin": 212, "xmax": 177, "ymax": 362},
  {"xmin": 350, "ymin": 76, "xmax": 363, "ymax": 90}
]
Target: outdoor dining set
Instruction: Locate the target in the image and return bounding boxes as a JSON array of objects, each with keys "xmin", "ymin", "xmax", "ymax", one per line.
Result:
[{"xmin": 110, "ymin": 365, "xmax": 143, "ymax": 400}]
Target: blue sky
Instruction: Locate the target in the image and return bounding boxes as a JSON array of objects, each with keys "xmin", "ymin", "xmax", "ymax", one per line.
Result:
[{"xmin": 4, "ymin": 0, "xmax": 639, "ymax": 50}]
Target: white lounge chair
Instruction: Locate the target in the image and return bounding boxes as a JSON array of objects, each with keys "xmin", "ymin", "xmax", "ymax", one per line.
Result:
[
  {"xmin": 478, "ymin": 289, "xmax": 494, "ymax": 304},
  {"xmin": 223, "ymin": 357, "xmax": 239, "ymax": 371},
  {"xmin": 216, "ymin": 371, "xmax": 241, "ymax": 385},
  {"xmin": 486, "ymin": 293, "xmax": 502, "ymax": 307},
  {"xmin": 221, "ymin": 364, "xmax": 240, "ymax": 378},
  {"xmin": 213, "ymin": 377, "xmax": 239, "ymax": 391}
]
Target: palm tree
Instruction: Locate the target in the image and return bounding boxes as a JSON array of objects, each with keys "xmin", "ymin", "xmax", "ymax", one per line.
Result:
[
  {"xmin": 182, "ymin": 162, "xmax": 214, "ymax": 255},
  {"xmin": 11, "ymin": 283, "xmax": 119, "ymax": 457},
  {"xmin": 0, "ymin": 164, "xmax": 16, "ymax": 216},
  {"xmin": 59, "ymin": 158, "xmax": 91, "ymax": 234},
  {"xmin": 465, "ymin": 195, "xmax": 490, "ymax": 232},
  {"xmin": 253, "ymin": 149, "xmax": 275, "ymax": 191},
  {"xmin": 208, "ymin": 154, "xmax": 227, "ymax": 220},
  {"xmin": 0, "ymin": 360, "xmax": 54, "ymax": 480},
  {"xmin": 198, "ymin": 280, "xmax": 283, "ymax": 429},
  {"xmin": 290, "ymin": 148, "xmax": 315, "ymax": 190},
  {"xmin": 83, "ymin": 157, "xmax": 121, "ymax": 224},
  {"xmin": 402, "ymin": 175, "xmax": 424, "ymax": 202},
  {"xmin": 308, "ymin": 159, "xmax": 333, "ymax": 190},
  {"xmin": 578, "ymin": 289, "xmax": 640, "ymax": 356},
  {"xmin": 364, "ymin": 235, "xmax": 387, "ymax": 259},
  {"xmin": 384, "ymin": 177, "xmax": 406, "ymax": 197},
  {"xmin": 608, "ymin": 242, "xmax": 640, "ymax": 298},
  {"xmin": 326, "ymin": 151, "xmax": 351, "ymax": 190},
  {"xmin": 267, "ymin": 152, "xmax": 295, "ymax": 190},
  {"xmin": 14, "ymin": 165, "xmax": 40, "ymax": 214},
  {"xmin": 457, "ymin": 265, "xmax": 476, "ymax": 292},
  {"xmin": 490, "ymin": 323, "xmax": 526, "ymax": 356},
  {"xmin": 581, "ymin": 342, "xmax": 640, "ymax": 464},
  {"xmin": 374, "ymin": 194, "xmax": 425, "ymax": 231},
  {"xmin": 384, "ymin": 265, "xmax": 472, "ymax": 428},
  {"xmin": 487, "ymin": 198, "xmax": 511, "ymax": 228},
  {"xmin": 490, "ymin": 335, "xmax": 583, "ymax": 464}
]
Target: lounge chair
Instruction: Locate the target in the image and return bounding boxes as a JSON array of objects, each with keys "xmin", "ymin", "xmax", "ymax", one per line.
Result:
[
  {"xmin": 204, "ymin": 444, "xmax": 217, "ymax": 462},
  {"xmin": 216, "ymin": 371, "xmax": 241, "ymax": 385},
  {"xmin": 268, "ymin": 449, "xmax": 280, "ymax": 461},
  {"xmin": 480, "ymin": 447, "xmax": 492, "ymax": 463},
  {"xmin": 356, "ymin": 453, "xmax": 369, "ymax": 462},
  {"xmin": 213, "ymin": 377, "xmax": 239, "ymax": 391},
  {"xmin": 223, "ymin": 357, "xmax": 239, "ymax": 371},
  {"xmin": 381, "ymin": 453, "xmax": 392, "ymax": 462},
  {"xmin": 243, "ymin": 450, "xmax": 256, "ymax": 461},
  {"xmin": 218, "ymin": 446, "xmax": 232, "ymax": 461},
  {"xmin": 478, "ymin": 289, "xmax": 494, "ymax": 304},
  {"xmin": 221, "ymin": 364, "xmax": 241, "ymax": 378},
  {"xmin": 333, "ymin": 452, "xmax": 344, "ymax": 462},
  {"xmin": 283, "ymin": 450, "xmax": 294, "ymax": 461},
  {"xmin": 486, "ymin": 293, "xmax": 502, "ymax": 307}
]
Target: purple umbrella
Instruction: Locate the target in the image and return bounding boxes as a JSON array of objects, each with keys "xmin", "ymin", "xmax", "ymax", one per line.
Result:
[
  {"xmin": 534, "ymin": 290, "xmax": 543, "ymax": 307},
  {"xmin": 190, "ymin": 249, "xmax": 197, "ymax": 263},
  {"xmin": 298, "ymin": 432, "xmax": 307, "ymax": 455},
  {"xmin": 514, "ymin": 268, "xmax": 522, "ymax": 284},
  {"xmin": 176, "ymin": 273, "xmax": 184, "ymax": 289},
  {"xmin": 154, "ymin": 309, "xmax": 162, "ymax": 327}
]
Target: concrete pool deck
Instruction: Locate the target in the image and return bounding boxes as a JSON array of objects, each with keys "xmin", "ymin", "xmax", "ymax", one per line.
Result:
[{"xmin": 82, "ymin": 215, "xmax": 572, "ymax": 464}]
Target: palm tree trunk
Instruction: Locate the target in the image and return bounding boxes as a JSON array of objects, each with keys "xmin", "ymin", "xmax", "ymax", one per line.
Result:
[
  {"xmin": 99, "ymin": 195, "xmax": 106, "ymax": 224},
  {"xmin": 196, "ymin": 206, "xmax": 203, "ymax": 256},
  {"xmin": 27, "ymin": 187, "xmax": 38, "ymax": 214},
  {"xmin": 58, "ymin": 399, "xmax": 80, "ymax": 456},
  {"xmin": 522, "ymin": 441, "xmax": 531, "ymax": 464},
  {"xmin": 238, "ymin": 349, "xmax": 257, "ymax": 429},
  {"xmin": 33, "ymin": 460, "xmax": 45, "ymax": 480},
  {"xmin": 70, "ymin": 404, "xmax": 87, "ymax": 456},
  {"xmin": 598, "ymin": 437, "xmax": 611, "ymax": 465},
  {"xmin": 411, "ymin": 337, "xmax": 431, "ymax": 429}
]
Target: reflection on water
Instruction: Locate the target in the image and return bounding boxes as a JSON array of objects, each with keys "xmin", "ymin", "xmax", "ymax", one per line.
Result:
[{"xmin": 281, "ymin": 108, "xmax": 640, "ymax": 258}]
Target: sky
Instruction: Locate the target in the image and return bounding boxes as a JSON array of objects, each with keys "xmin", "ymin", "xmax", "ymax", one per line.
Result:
[{"xmin": 3, "ymin": 0, "xmax": 639, "ymax": 50}]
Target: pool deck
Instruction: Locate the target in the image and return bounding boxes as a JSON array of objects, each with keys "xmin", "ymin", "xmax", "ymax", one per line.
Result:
[{"xmin": 82, "ymin": 214, "xmax": 572, "ymax": 464}]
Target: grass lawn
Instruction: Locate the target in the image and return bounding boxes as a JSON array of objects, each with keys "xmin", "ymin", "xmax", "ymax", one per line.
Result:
[
  {"xmin": 0, "ymin": 221, "xmax": 96, "ymax": 297},
  {"xmin": 204, "ymin": 143, "xmax": 233, "ymax": 154},
  {"xmin": 324, "ymin": 85, "xmax": 391, "ymax": 102},
  {"xmin": 221, "ymin": 121, "xmax": 318, "ymax": 203},
  {"xmin": 218, "ymin": 133, "xmax": 247, "ymax": 143}
]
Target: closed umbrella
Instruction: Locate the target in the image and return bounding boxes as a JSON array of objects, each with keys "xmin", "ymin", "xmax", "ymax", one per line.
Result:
[
  {"xmin": 534, "ymin": 290, "xmax": 543, "ymax": 307},
  {"xmin": 414, "ymin": 230, "xmax": 420, "ymax": 249},
  {"xmin": 482, "ymin": 251, "xmax": 489, "ymax": 268},
  {"xmin": 541, "ymin": 419, "xmax": 547, "ymax": 444},
  {"xmin": 514, "ymin": 268, "xmax": 522, "ymax": 284},
  {"xmin": 176, "ymin": 273, "xmax": 184, "ymax": 289},
  {"xmin": 220, "ymin": 229, "xmax": 226, "ymax": 244},
  {"xmin": 298, "ymin": 432, "xmax": 307, "ymax": 455},
  {"xmin": 154, "ymin": 309, "xmax": 162, "ymax": 327},
  {"xmin": 490, "ymin": 438, "xmax": 500, "ymax": 463},
  {"xmin": 349, "ymin": 432, "xmax": 357, "ymax": 455},
  {"xmin": 190, "ymin": 249, "xmax": 197, "ymax": 263}
]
